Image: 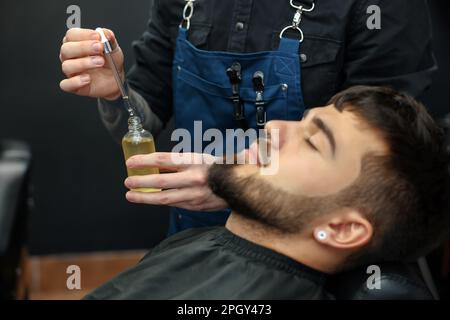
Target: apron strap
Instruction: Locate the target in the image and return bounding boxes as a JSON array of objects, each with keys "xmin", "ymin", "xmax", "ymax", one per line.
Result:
[
  {"xmin": 178, "ymin": 27, "xmax": 189, "ymax": 40},
  {"xmin": 278, "ymin": 37, "xmax": 301, "ymax": 54}
]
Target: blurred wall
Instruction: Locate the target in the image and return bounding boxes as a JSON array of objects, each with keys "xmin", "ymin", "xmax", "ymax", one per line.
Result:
[{"xmin": 0, "ymin": 1, "xmax": 448, "ymax": 255}]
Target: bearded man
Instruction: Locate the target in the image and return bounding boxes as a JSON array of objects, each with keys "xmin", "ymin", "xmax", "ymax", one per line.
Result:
[{"xmin": 85, "ymin": 86, "xmax": 450, "ymax": 300}]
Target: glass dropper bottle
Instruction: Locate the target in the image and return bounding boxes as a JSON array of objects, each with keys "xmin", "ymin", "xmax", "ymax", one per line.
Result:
[
  {"xmin": 96, "ymin": 27, "xmax": 160, "ymax": 193},
  {"xmin": 122, "ymin": 116, "xmax": 161, "ymax": 193}
]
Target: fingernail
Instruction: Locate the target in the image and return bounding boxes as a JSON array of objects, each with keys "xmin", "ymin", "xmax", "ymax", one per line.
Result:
[
  {"xmin": 124, "ymin": 178, "xmax": 132, "ymax": 187},
  {"xmin": 126, "ymin": 159, "xmax": 135, "ymax": 167},
  {"xmin": 126, "ymin": 191, "xmax": 137, "ymax": 202},
  {"xmin": 92, "ymin": 56, "xmax": 103, "ymax": 66},
  {"xmin": 80, "ymin": 74, "xmax": 90, "ymax": 84},
  {"xmin": 92, "ymin": 42, "xmax": 103, "ymax": 53},
  {"xmin": 91, "ymin": 32, "xmax": 100, "ymax": 40}
]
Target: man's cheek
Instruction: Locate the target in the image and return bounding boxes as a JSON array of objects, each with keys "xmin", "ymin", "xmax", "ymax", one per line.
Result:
[{"xmin": 292, "ymin": 165, "xmax": 331, "ymax": 196}]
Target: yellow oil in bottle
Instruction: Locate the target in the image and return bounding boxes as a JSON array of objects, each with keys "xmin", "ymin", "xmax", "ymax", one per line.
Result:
[{"xmin": 122, "ymin": 117, "xmax": 161, "ymax": 193}]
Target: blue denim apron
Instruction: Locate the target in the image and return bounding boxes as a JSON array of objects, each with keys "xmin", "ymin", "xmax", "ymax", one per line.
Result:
[{"xmin": 168, "ymin": 1, "xmax": 310, "ymax": 236}]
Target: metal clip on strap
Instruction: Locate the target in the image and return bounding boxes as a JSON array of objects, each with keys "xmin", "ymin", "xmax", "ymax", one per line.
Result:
[
  {"xmin": 280, "ymin": 0, "xmax": 315, "ymax": 43},
  {"xmin": 227, "ymin": 63, "xmax": 245, "ymax": 122},
  {"xmin": 253, "ymin": 71, "xmax": 266, "ymax": 130},
  {"xmin": 180, "ymin": 0, "xmax": 195, "ymax": 30}
]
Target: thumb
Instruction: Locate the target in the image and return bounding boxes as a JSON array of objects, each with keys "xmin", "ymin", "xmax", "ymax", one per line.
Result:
[
  {"xmin": 99, "ymin": 28, "xmax": 124, "ymax": 74},
  {"xmin": 102, "ymin": 28, "xmax": 119, "ymax": 50}
]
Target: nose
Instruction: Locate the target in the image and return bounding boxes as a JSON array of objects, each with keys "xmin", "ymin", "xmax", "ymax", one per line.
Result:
[{"xmin": 264, "ymin": 120, "xmax": 292, "ymax": 150}]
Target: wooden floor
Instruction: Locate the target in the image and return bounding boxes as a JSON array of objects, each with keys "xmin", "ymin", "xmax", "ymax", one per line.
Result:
[{"xmin": 26, "ymin": 251, "xmax": 146, "ymax": 300}]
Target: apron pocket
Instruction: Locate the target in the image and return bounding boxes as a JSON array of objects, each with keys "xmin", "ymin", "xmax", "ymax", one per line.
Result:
[{"xmin": 176, "ymin": 65, "xmax": 289, "ymax": 125}]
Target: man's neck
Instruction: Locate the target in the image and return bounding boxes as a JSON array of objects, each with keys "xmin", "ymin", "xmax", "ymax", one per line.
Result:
[{"xmin": 225, "ymin": 212, "xmax": 334, "ymax": 274}]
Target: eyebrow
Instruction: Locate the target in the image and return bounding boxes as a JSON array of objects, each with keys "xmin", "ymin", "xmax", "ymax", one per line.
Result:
[{"xmin": 312, "ymin": 117, "xmax": 336, "ymax": 157}]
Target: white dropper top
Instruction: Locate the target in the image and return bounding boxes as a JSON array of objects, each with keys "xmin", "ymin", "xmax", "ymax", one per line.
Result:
[{"xmin": 95, "ymin": 27, "xmax": 113, "ymax": 53}]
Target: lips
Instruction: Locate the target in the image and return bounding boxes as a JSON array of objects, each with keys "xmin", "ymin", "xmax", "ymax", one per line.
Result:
[
  {"xmin": 245, "ymin": 137, "xmax": 272, "ymax": 167},
  {"xmin": 257, "ymin": 137, "xmax": 272, "ymax": 167}
]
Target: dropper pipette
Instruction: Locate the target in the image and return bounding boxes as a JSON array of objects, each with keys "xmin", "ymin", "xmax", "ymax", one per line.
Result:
[{"xmin": 95, "ymin": 27, "xmax": 136, "ymax": 117}]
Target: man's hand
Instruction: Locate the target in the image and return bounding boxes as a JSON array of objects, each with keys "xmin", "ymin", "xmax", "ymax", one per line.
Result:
[
  {"xmin": 124, "ymin": 153, "xmax": 228, "ymax": 212},
  {"xmin": 59, "ymin": 28, "xmax": 124, "ymax": 100}
]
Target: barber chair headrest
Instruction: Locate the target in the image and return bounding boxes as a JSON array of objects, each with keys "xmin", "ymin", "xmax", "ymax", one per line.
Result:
[
  {"xmin": 0, "ymin": 140, "xmax": 32, "ymax": 255},
  {"xmin": 325, "ymin": 262, "xmax": 433, "ymax": 300}
]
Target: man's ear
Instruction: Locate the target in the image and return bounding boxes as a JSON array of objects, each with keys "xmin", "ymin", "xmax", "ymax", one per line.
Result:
[{"xmin": 313, "ymin": 211, "xmax": 373, "ymax": 250}]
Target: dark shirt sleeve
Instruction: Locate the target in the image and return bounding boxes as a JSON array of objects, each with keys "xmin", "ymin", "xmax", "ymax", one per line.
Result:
[
  {"xmin": 126, "ymin": 0, "xmax": 175, "ymax": 126},
  {"xmin": 341, "ymin": 0, "xmax": 437, "ymax": 97}
]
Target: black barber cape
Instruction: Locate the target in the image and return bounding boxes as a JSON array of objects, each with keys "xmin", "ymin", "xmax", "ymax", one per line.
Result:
[{"xmin": 85, "ymin": 227, "xmax": 330, "ymax": 300}]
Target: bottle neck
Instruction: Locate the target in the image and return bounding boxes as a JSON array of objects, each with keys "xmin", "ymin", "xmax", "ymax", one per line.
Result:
[{"xmin": 128, "ymin": 116, "xmax": 144, "ymax": 133}]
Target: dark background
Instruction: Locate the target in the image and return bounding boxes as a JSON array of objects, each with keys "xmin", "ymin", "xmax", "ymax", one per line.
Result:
[
  {"xmin": 0, "ymin": 1, "xmax": 448, "ymax": 255},
  {"xmin": 0, "ymin": 0, "xmax": 172, "ymax": 255}
]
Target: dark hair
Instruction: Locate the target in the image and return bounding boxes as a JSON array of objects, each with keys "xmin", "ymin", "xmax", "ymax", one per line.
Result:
[{"xmin": 329, "ymin": 86, "xmax": 450, "ymax": 266}]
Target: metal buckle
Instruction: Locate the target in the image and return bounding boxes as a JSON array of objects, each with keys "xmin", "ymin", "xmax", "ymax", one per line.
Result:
[
  {"xmin": 180, "ymin": 0, "xmax": 195, "ymax": 30},
  {"xmin": 290, "ymin": 0, "xmax": 315, "ymax": 12},
  {"xmin": 280, "ymin": 1, "xmax": 315, "ymax": 43},
  {"xmin": 279, "ymin": 25, "xmax": 304, "ymax": 43}
]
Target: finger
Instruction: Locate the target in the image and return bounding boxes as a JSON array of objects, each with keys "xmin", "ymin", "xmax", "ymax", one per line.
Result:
[
  {"xmin": 65, "ymin": 28, "xmax": 101, "ymax": 42},
  {"xmin": 127, "ymin": 152, "xmax": 213, "ymax": 169},
  {"xmin": 125, "ymin": 170, "xmax": 207, "ymax": 190},
  {"xmin": 60, "ymin": 40, "xmax": 104, "ymax": 61},
  {"xmin": 127, "ymin": 153, "xmax": 185, "ymax": 170},
  {"xmin": 126, "ymin": 187, "xmax": 206, "ymax": 206},
  {"xmin": 62, "ymin": 56, "xmax": 104, "ymax": 77},
  {"xmin": 102, "ymin": 28, "xmax": 118, "ymax": 50},
  {"xmin": 59, "ymin": 74, "xmax": 91, "ymax": 93}
]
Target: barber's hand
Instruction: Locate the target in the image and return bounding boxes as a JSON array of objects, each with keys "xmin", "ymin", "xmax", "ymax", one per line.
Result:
[
  {"xmin": 59, "ymin": 28, "xmax": 124, "ymax": 100},
  {"xmin": 124, "ymin": 153, "xmax": 228, "ymax": 212}
]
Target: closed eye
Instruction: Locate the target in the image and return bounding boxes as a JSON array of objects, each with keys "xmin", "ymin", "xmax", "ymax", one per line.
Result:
[{"xmin": 305, "ymin": 138, "xmax": 319, "ymax": 152}]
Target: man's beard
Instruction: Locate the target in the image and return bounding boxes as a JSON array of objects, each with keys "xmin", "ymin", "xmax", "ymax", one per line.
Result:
[{"xmin": 207, "ymin": 164, "xmax": 343, "ymax": 234}]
